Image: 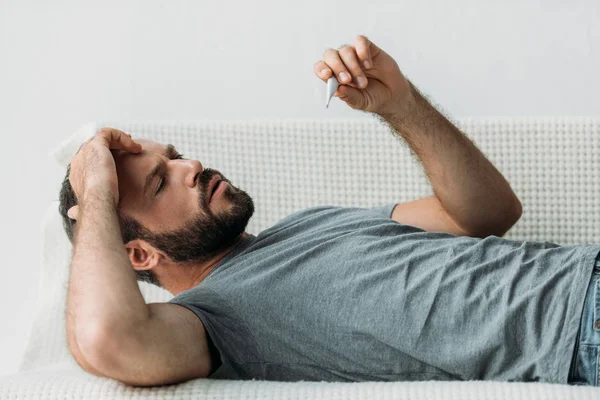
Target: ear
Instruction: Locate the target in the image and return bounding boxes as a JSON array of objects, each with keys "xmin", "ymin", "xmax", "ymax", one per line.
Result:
[{"xmin": 124, "ymin": 239, "xmax": 162, "ymax": 271}]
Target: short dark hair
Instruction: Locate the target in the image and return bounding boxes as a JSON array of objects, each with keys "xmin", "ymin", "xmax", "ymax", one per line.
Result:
[{"xmin": 58, "ymin": 164, "xmax": 162, "ymax": 288}]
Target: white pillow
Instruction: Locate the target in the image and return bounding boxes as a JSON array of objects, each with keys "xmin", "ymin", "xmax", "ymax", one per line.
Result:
[{"xmin": 51, "ymin": 122, "xmax": 98, "ymax": 167}]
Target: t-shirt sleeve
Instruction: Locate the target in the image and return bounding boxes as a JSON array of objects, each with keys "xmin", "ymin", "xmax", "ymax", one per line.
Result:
[{"xmin": 365, "ymin": 203, "xmax": 398, "ymax": 219}]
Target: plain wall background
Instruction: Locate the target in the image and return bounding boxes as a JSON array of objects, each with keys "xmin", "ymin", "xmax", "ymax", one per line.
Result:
[{"xmin": 1, "ymin": 0, "xmax": 599, "ymax": 377}]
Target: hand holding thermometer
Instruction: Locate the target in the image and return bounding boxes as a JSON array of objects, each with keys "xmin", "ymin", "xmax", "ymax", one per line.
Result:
[
  {"xmin": 316, "ymin": 35, "xmax": 408, "ymax": 113},
  {"xmin": 325, "ymin": 76, "xmax": 339, "ymax": 108}
]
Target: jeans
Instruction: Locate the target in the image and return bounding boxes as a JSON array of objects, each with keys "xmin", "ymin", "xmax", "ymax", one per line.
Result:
[{"xmin": 567, "ymin": 256, "xmax": 600, "ymax": 386}]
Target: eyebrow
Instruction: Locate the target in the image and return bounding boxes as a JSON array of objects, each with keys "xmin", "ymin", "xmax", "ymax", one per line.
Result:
[{"xmin": 143, "ymin": 144, "xmax": 176, "ymax": 198}]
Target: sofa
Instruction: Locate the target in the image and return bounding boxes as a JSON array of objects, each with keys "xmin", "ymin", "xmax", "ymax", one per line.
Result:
[{"xmin": 1, "ymin": 118, "xmax": 599, "ymax": 399}]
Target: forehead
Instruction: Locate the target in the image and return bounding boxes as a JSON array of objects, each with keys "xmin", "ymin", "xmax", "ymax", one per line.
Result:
[
  {"xmin": 131, "ymin": 138, "xmax": 165, "ymax": 154},
  {"xmin": 113, "ymin": 138, "xmax": 170, "ymax": 204},
  {"xmin": 114, "ymin": 138, "xmax": 168, "ymax": 162}
]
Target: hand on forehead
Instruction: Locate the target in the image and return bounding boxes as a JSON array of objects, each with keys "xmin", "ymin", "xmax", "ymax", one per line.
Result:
[
  {"xmin": 113, "ymin": 139, "xmax": 171, "ymax": 199},
  {"xmin": 117, "ymin": 138, "xmax": 164, "ymax": 155},
  {"xmin": 112, "ymin": 139, "xmax": 169, "ymax": 170}
]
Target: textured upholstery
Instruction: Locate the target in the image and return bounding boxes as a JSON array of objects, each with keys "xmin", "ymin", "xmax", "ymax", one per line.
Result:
[{"xmin": 3, "ymin": 118, "xmax": 600, "ymax": 399}]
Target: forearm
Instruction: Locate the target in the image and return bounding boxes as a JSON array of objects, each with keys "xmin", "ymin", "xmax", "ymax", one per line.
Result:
[
  {"xmin": 377, "ymin": 82, "xmax": 522, "ymax": 236},
  {"xmin": 67, "ymin": 187, "xmax": 150, "ymax": 346}
]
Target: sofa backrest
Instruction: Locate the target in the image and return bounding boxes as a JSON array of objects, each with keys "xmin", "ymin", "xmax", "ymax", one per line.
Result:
[{"xmin": 20, "ymin": 117, "xmax": 600, "ymax": 372}]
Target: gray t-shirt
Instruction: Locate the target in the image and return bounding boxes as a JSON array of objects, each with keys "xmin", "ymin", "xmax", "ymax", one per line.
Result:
[{"xmin": 168, "ymin": 203, "xmax": 599, "ymax": 384}]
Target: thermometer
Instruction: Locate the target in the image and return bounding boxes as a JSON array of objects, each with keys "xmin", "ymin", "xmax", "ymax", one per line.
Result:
[{"xmin": 325, "ymin": 76, "xmax": 339, "ymax": 108}]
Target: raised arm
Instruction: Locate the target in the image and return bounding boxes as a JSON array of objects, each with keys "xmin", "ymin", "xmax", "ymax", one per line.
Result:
[
  {"xmin": 378, "ymin": 83, "xmax": 522, "ymax": 238},
  {"xmin": 314, "ymin": 35, "xmax": 522, "ymax": 237}
]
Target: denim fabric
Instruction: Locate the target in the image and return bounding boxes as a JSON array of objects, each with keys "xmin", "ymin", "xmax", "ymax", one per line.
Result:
[{"xmin": 568, "ymin": 256, "xmax": 600, "ymax": 385}]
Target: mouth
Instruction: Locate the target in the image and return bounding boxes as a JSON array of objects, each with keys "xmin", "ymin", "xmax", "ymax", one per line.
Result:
[{"xmin": 207, "ymin": 176, "xmax": 222, "ymax": 202}]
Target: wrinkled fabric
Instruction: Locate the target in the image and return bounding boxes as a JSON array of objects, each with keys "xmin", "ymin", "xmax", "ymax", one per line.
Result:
[{"xmin": 169, "ymin": 203, "xmax": 599, "ymax": 384}]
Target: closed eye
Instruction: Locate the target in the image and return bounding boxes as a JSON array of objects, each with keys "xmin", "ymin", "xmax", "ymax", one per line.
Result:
[{"xmin": 155, "ymin": 153, "xmax": 186, "ymax": 195}]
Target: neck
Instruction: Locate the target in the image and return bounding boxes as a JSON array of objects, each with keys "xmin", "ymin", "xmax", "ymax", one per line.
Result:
[{"xmin": 162, "ymin": 232, "xmax": 249, "ymax": 295}]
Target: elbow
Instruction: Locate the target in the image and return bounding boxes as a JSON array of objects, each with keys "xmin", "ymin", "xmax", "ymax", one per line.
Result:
[
  {"xmin": 512, "ymin": 198, "xmax": 523, "ymax": 224},
  {"xmin": 468, "ymin": 198, "xmax": 523, "ymax": 239},
  {"xmin": 73, "ymin": 322, "xmax": 157, "ymax": 387},
  {"xmin": 503, "ymin": 195, "xmax": 523, "ymax": 231},
  {"xmin": 67, "ymin": 325, "xmax": 106, "ymax": 378},
  {"xmin": 74, "ymin": 323, "xmax": 122, "ymax": 379},
  {"xmin": 493, "ymin": 198, "xmax": 523, "ymax": 237},
  {"xmin": 495, "ymin": 199, "xmax": 522, "ymax": 237}
]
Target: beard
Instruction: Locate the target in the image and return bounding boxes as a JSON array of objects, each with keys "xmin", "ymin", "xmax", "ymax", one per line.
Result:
[{"xmin": 135, "ymin": 169, "xmax": 255, "ymax": 263}]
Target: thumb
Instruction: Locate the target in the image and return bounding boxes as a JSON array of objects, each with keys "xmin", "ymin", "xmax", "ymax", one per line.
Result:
[{"xmin": 336, "ymin": 85, "xmax": 367, "ymax": 110}]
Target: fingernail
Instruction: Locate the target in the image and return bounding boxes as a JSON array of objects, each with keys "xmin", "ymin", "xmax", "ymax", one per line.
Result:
[
  {"xmin": 363, "ymin": 60, "xmax": 371, "ymax": 69},
  {"xmin": 357, "ymin": 76, "xmax": 366, "ymax": 87},
  {"xmin": 339, "ymin": 72, "xmax": 348, "ymax": 82},
  {"xmin": 321, "ymin": 69, "xmax": 329, "ymax": 76}
]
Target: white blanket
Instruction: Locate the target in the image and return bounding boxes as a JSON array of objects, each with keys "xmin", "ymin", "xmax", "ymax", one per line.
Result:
[{"xmin": 4, "ymin": 118, "xmax": 600, "ymax": 399}]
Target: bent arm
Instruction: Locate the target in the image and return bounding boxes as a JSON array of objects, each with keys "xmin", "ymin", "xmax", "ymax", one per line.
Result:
[
  {"xmin": 67, "ymin": 187, "xmax": 151, "ymax": 372},
  {"xmin": 377, "ymin": 82, "xmax": 522, "ymax": 237},
  {"xmin": 86, "ymin": 303, "xmax": 213, "ymax": 386}
]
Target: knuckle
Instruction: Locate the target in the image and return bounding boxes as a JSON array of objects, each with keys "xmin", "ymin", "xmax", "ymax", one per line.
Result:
[
  {"xmin": 351, "ymin": 67, "xmax": 364, "ymax": 77},
  {"xmin": 96, "ymin": 127, "xmax": 111, "ymax": 136},
  {"xmin": 323, "ymin": 48, "xmax": 336, "ymax": 58},
  {"xmin": 339, "ymin": 45, "xmax": 353, "ymax": 54}
]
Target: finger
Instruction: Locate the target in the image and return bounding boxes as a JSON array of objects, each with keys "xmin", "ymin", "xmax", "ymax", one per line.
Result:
[
  {"xmin": 354, "ymin": 35, "xmax": 372, "ymax": 70},
  {"xmin": 323, "ymin": 48, "xmax": 352, "ymax": 85},
  {"xmin": 313, "ymin": 60, "xmax": 332, "ymax": 82},
  {"xmin": 67, "ymin": 205, "xmax": 79, "ymax": 221},
  {"xmin": 338, "ymin": 45, "xmax": 368, "ymax": 89},
  {"xmin": 96, "ymin": 127, "xmax": 142, "ymax": 153},
  {"xmin": 366, "ymin": 36, "xmax": 382, "ymax": 65},
  {"xmin": 334, "ymin": 84, "xmax": 367, "ymax": 110},
  {"xmin": 98, "ymin": 128, "xmax": 142, "ymax": 152}
]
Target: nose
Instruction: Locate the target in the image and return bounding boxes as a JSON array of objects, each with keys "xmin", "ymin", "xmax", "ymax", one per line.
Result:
[{"xmin": 180, "ymin": 159, "xmax": 203, "ymax": 188}]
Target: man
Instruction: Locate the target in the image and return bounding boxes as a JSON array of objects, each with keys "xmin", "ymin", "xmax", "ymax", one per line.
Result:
[{"xmin": 59, "ymin": 35, "xmax": 599, "ymax": 387}]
